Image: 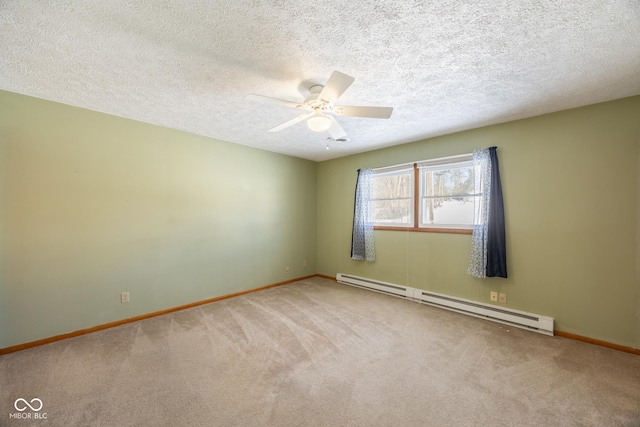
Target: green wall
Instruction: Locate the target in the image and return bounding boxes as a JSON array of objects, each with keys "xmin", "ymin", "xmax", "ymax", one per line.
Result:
[
  {"xmin": 317, "ymin": 96, "xmax": 640, "ymax": 349},
  {"xmin": 0, "ymin": 90, "xmax": 317, "ymax": 349},
  {"xmin": 2, "ymin": 89, "xmax": 639, "ymax": 351}
]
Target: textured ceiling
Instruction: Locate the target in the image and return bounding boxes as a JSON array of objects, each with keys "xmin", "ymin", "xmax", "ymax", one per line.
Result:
[{"xmin": 1, "ymin": 1, "xmax": 639, "ymax": 161}]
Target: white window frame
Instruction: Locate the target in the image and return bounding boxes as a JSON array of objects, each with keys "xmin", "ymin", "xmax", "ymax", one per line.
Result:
[
  {"xmin": 371, "ymin": 165, "xmax": 414, "ymax": 227},
  {"xmin": 417, "ymin": 154, "xmax": 475, "ymax": 230}
]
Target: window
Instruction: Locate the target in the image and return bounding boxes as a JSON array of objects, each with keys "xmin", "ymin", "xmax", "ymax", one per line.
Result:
[
  {"xmin": 418, "ymin": 157, "xmax": 476, "ymax": 228},
  {"xmin": 371, "ymin": 167, "xmax": 413, "ymax": 227},
  {"xmin": 372, "ymin": 154, "xmax": 476, "ymax": 233}
]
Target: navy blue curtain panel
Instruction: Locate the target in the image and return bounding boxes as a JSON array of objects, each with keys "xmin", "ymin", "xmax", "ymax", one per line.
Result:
[{"xmin": 486, "ymin": 147, "xmax": 507, "ymax": 278}]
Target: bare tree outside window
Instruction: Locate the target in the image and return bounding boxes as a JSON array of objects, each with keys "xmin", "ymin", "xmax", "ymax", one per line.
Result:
[{"xmin": 372, "ymin": 170, "xmax": 412, "ymax": 225}]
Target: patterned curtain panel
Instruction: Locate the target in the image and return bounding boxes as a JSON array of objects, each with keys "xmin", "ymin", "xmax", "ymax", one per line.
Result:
[
  {"xmin": 351, "ymin": 168, "xmax": 376, "ymax": 262},
  {"xmin": 468, "ymin": 147, "xmax": 507, "ymax": 278}
]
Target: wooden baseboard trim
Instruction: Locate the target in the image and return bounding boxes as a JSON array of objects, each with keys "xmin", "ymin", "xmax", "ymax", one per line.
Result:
[
  {"xmin": 0, "ymin": 274, "xmax": 317, "ymax": 356},
  {"xmin": 555, "ymin": 330, "xmax": 640, "ymax": 356},
  {"xmin": 7, "ymin": 276, "xmax": 636, "ymax": 358}
]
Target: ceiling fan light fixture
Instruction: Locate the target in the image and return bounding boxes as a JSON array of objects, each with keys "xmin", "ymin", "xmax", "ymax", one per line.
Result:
[
  {"xmin": 249, "ymin": 70, "xmax": 392, "ymax": 138},
  {"xmin": 307, "ymin": 114, "xmax": 331, "ymax": 132}
]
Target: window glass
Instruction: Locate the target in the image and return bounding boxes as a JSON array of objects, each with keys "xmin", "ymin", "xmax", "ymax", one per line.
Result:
[
  {"xmin": 419, "ymin": 163, "xmax": 476, "ymax": 228},
  {"xmin": 372, "ymin": 170, "xmax": 413, "ymax": 226}
]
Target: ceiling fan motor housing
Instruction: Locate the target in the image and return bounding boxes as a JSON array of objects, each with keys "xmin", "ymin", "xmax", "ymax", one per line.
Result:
[{"xmin": 304, "ymin": 85, "xmax": 330, "ymax": 111}]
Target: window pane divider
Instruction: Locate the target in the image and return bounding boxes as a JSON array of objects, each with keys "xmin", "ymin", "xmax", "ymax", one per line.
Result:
[
  {"xmin": 413, "ymin": 164, "xmax": 419, "ymax": 228},
  {"xmin": 373, "ymin": 226, "xmax": 472, "ymax": 235},
  {"xmin": 420, "ymin": 193, "xmax": 481, "ymax": 199}
]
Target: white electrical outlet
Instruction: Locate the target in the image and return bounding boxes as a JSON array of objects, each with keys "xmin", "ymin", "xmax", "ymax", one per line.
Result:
[
  {"xmin": 285, "ymin": 266, "xmax": 290, "ymax": 274},
  {"xmin": 121, "ymin": 292, "xmax": 130, "ymax": 303},
  {"xmin": 303, "ymin": 260, "xmax": 308, "ymax": 267},
  {"xmin": 499, "ymin": 293, "xmax": 507, "ymax": 304},
  {"xmin": 490, "ymin": 291, "xmax": 498, "ymax": 302}
]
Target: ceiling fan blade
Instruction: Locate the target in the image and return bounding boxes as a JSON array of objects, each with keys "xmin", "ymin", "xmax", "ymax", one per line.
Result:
[
  {"xmin": 327, "ymin": 115, "xmax": 347, "ymax": 139},
  {"xmin": 318, "ymin": 71, "xmax": 355, "ymax": 104},
  {"xmin": 247, "ymin": 94, "xmax": 304, "ymax": 109},
  {"xmin": 333, "ymin": 105, "xmax": 393, "ymax": 119},
  {"xmin": 268, "ymin": 113, "xmax": 313, "ymax": 132}
]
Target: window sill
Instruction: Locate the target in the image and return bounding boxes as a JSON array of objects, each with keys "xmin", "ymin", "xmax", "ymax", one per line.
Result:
[{"xmin": 373, "ymin": 226, "xmax": 472, "ymax": 235}]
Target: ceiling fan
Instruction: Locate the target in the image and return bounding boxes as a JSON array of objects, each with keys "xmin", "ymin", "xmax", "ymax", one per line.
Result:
[{"xmin": 247, "ymin": 71, "xmax": 393, "ymax": 139}]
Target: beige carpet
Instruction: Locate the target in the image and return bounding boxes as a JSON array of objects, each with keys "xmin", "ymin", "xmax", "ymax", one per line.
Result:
[{"xmin": 1, "ymin": 277, "xmax": 639, "ymax": 426}]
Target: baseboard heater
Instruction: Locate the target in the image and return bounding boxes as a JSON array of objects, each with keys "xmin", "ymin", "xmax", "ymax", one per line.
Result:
[{"xmin": 336, "ymin": 273, "xmax": 554, "ymax": 336}]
